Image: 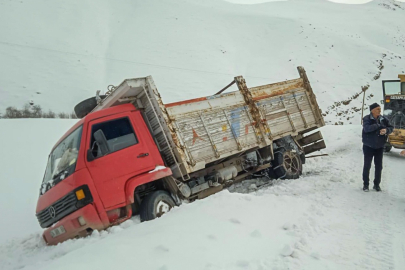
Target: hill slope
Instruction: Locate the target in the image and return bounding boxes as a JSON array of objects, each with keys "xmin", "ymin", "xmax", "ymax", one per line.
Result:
[
  {"xmin": 0, "ymin": 0, "xmax": 404, "ymax": 124},
  {"xmin": 1, "ymin": 121, "xmax": 405, "ymax": 269}
]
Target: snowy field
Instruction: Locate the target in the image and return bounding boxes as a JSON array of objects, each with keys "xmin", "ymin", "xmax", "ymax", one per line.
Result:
[
  {"xmin": 1, "ymin": 0, "xmax": 405, "ymax": 124},
  {"xmin": 0, "ymin": 120, "xmax": 405, "ymax": 270},
  {"xmin": 1, "ymin": 0, "xmax": 405, "ymax": 269}
]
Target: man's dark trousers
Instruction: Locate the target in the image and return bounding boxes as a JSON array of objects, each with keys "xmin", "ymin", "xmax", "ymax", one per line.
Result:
[{"xmin": 362, "ymin": 145, "xmax": 384, "ymax": 187}]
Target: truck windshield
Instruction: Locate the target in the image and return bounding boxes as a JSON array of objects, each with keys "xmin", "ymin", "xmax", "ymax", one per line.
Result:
[{"xmin": 41, "ymin": 126, "xmax": 83, "ymax": 194}]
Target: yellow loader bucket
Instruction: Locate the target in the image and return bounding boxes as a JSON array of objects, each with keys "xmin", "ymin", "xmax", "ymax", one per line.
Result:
[{"xmin": 389, "ymin": 129, "xmax": 405, "ymax": 149}]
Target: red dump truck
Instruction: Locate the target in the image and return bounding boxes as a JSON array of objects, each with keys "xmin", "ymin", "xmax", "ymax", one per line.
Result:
[{"xmin": 36, "ymin": 67, "xmax": 325, "ymax": 245}]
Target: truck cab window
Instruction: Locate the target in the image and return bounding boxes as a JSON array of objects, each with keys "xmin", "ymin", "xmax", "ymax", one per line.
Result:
[
  {"xmin": 90, "ymin": 117, "xmax": 138, "ymax": 158},
  {"xmin": 41, "ymin": 125, "xmax": 83, "ymax": 194}
]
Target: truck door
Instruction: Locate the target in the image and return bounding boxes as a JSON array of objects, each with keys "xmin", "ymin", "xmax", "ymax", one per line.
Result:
[{"xmin": 86, "ymin": 112, "xmax": 156, "ymax": 209}]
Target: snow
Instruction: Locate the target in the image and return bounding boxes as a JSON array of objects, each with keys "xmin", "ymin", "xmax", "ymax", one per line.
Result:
[
  {"xmin": 149, "ymin": 166, "xmax": 167, "ymax": 173},
  {"xmin": 224, "ymin": 0, "xmax": 379, "ymax": 4},
  {"xmin": 1, "ymin": 0, "xmax": 405, "ymax": 269},
  {"xmin": 223, "ymin": 0, "xmax": 405, "ymax": 3},
  {"xmin": 329, "ymin": 0, "xmax": 405, "ymax": 3},
  {"xmin": 223, "ymin": 0, "xmax": 287, "ymax": 4},
  {"xmin": 0, "ymin": 120, "xmax": 78, "ymax": 245},
  {"xmin": 327, "ymin": 0, "xmax": 373, "ymax": 4},
  {"xmin": 0, "ymin": 0, "xmax": 404, "ymax": 125},
  {"xmin": 1, "ymin": 122, "xmax": 405, "ymax": 269}
]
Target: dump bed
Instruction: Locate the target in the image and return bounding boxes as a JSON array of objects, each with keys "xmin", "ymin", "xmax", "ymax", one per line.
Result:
[{"xmin": 92, "ymin": 67, "xmax": 324, "ymax": 180}]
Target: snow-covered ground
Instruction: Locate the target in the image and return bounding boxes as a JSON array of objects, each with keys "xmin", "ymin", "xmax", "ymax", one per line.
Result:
[
  {"xmin": 0, "ymin": 121, "xmax": 405, "ymax": 270},
  {"xmin": 1, "ymin": 0, "xmax": 405, "ymax": 124},
  {"xmin": 0, "ymin": 119, "xmax": 78, "ymax": 246},
  {"xmin": 1, "ymin": 0, "xmax": 405, "ymax": 269}
]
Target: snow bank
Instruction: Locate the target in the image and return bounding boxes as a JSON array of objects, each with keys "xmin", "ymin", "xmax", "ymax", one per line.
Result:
[
  {"xmin": 222, "ymin": 0, "xmax": 287, "ymax": 4},
  {"xmin": 1, "ymin": 121, "xmax": 405, "ymax": 269},
  {"xmin": 0, "ymin": 119, "xmax": 78, "ymax": 245},
  {"xmin": 327, "ymin": 0, "xmax": 373, "ymax": 4},
  {"xmin": 328, "ymin": 0, "xmax": 405, "ymax": 3}
]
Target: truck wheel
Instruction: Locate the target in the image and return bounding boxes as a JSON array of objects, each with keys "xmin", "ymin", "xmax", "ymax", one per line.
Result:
[
  {"xmin": 140, "ymin": 190, "xmax": 175, "ymax": 222},
  {"xmin": 272, "ymin": 149, "xmax": 302, "ymax": 179},
  {"xmin": 265, "ymin": 167, "xmax": 277, "ymax": 179},
  {"xmin": 384, "ymin": 145, "xmax": 392, "ymax": 153}
]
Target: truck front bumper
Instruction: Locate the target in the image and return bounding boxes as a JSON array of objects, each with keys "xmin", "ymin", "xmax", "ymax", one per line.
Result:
[{"xmin": 43, "ymin": 204, "xmax": 105, "ymax": 245}]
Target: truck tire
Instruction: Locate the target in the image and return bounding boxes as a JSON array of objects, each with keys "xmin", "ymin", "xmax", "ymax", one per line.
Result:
[
  {"xmin": 272, "ymin": 149, "xmax": 302, "ymax": 179},
  {"xmin": 265, "ymin": 167, "xmax": 277, "ymax": 179},
  {"xmin": 384, "ymin": 144, "xmax": 392, "ymax": 153},
  {"xmin": 140, "ymin": 190, "xmax": 175, "ymax": 222},
  {"xmin": 74, "ymin": 95, "xmax": 106, "ymax": 118}
]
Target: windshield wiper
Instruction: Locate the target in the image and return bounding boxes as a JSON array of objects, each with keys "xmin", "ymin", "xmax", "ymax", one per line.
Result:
[{"xmin": 52, "ymin": 168, "xmax": 68, "ymax": 181}]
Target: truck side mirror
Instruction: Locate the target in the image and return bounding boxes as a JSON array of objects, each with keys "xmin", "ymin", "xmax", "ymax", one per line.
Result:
[
  {"xmin": 87, "ymin": 149, "xmax": 95, "ymax": 162},
  {"xmin": 93, "ymin": 129, "xmax": 111, "ymax": 156}
]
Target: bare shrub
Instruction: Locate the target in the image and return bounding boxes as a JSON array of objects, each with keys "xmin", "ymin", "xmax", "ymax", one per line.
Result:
[
  {"xmin": 4, "ymin": 107, "xmax": 22, "ymax": 118},
  {"xmin": 43, "ymin": 110, "xmax": 56, "ymax": 118},
  {"xmin": 32, "ymin": 105, "xmax": 42, "ymax": 118},
  {"xmin": 58, "ymin": 112, "xmax": 69, "ymax": 119},
  {"xmin": 2, "ymin": 103, "xmax": 77, "ymax": 119},
  {"xmin": 22, "ymin": 104, "xmax": 32, "ymax": 118}
]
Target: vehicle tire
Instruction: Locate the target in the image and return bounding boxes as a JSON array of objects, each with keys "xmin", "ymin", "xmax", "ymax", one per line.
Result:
[
  {"xmin": 265, "ymin": 166, "xmax": 278, "ymax": 179},
  {"xmin": 384, "ymin": 144, "xmax": 392, "ymax": 153},
  {"xmin": 74, "ymin": 95, "xmax": 106, "ymax": 118},
  {"xmin": 272, "ymin": 149, "xmax": 302, "ymax": 179},
  {"xmin": 140, "ymin": 190, "xmax": 176, "ymax": 222}
]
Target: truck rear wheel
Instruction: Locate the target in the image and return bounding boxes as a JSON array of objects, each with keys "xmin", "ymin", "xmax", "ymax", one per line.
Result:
[
  {"xmin": 264, "ymin": 167, "xmax": 277, "ymax": 179},
  {"xmin": 140, "ymin": 190, "xmax": 175, "ymax": 222},
  {"xmin": 272, "ymin": 149, "xmax": 302, "ymax": 179}
]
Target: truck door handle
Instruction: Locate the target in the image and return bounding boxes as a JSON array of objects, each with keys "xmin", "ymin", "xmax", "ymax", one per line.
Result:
[{"xmin": 137, "ymin": 153, "xmax": 149, "ymax": 158}]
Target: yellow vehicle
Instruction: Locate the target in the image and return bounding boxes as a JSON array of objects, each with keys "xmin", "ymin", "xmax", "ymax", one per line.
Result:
[{"xmin": 382, "ymin": 74, "xmax": 405, "ymax": 152}]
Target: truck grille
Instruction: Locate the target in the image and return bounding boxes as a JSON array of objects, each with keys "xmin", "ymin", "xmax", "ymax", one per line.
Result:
[
  {"xmin": 36, "ymin": 185, "xmax": 93, "ymax": 228},
  {"xmin": 36, "ymin": 193, "xmax": 77, "ymax": 228}
]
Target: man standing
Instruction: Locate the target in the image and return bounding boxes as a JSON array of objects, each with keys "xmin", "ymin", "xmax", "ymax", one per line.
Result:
[{"xmin": 362, "ymin": 103, "xmax": 393, "ymax": 192}]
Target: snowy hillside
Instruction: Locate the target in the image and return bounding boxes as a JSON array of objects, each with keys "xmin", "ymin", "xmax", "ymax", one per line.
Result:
[
  {"xmin": 1, "ymin": 120, "xmax": 405, "ymax": 270},
  {"xmin": 0, "ymin": 119, "xmax": 78, "ymax": 246},
  {"xmin": 1, "ymin": 0, "xmax": 405, "ymax": 124}
]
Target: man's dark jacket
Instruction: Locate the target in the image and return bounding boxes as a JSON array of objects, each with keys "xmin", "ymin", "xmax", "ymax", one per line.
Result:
[{"xmin": 362, "ymin": 114, "xmax": 394, "ymax": 149}]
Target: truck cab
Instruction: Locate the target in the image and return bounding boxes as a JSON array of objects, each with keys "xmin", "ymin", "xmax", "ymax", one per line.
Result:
[{"xmin": 36, "ymin": 104, "xmax": 172, "ymax": 244}]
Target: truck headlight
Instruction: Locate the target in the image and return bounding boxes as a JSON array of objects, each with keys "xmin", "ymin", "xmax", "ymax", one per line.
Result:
[{"xmin": 77, "ymin": 216, "xmax": 86, "ymax": 226}]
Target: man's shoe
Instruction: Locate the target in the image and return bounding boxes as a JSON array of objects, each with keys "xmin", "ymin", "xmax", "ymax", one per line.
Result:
[
  {"xmin": 363, "ymin": 185, "xmax": 369, "ymax": 192},
  {"xmin": 373, "ymin": 185, "xmax": 381, "ymax": 192}
]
